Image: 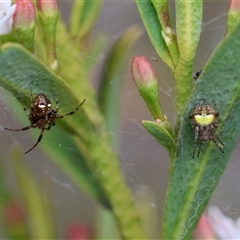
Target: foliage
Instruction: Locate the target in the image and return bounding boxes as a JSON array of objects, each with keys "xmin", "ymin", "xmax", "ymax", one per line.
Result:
[
  {"xmin": 1, "ymin": 0, "xmax": 240, "ymax": 239},
  {"xmin": 135, "ymin": 0, "xmax": 240, "ymax": 239},
  {"xmin": 0, "ymin": 0, "xmax": 145, "ymax": 239}
]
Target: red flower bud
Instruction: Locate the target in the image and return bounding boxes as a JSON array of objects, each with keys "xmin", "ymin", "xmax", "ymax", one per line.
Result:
[
  {"xmin": 13, "ymin": 0, "xmax": 34, "ymax": 30},
  {"xmin": 131, "ymin": 56, "xmax": 165, "ymax": 121},
  {"xmin": 131, "ymin": 56, "xmax": 157, "ymax": 87}
]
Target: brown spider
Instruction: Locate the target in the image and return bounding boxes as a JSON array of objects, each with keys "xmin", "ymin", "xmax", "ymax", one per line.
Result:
[
  {"xmin": 190, "ymin": 98, "xmax": 224, "ymax": 158},
  {"xmin": 5, "ymin": 92, "xmax": 86, "ymax": 154}
]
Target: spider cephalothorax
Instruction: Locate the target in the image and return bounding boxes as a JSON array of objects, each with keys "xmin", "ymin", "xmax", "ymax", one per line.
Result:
[
  {"xmin": 190, "ymin": 99, "xmax": 224, "ymax": 158},
  {"xmin": 5, "ymin": 92, "xmax": 86, "ymax": 154}
]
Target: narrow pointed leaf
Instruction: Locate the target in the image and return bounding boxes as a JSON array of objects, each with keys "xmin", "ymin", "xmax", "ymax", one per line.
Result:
[
  {"xmin": 98, "ymin": 25, "xmax": 142, "ymax": 150},
  {"xmin": 135, "ymin": 0, "xmax": 174, "ymax": 69},
  {"xmin": 69, "ymin": 0, "xmax": 101, "ymax": 39},
  {"xmin": 175, "ymin": 1, "xmax": 202, "ymax": 60},
  {"xmin": 142, "ymin": 120, "xmax": 175, "ymax": 159},
  {"xmin": 174, "ymin": 1, "xmax": 203, "ymax": 119}
]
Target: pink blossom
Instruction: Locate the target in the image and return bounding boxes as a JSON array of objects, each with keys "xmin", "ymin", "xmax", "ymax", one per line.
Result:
[{"xmin": 13, "ymin": 0, "xmax": 34, "ymax": 30}]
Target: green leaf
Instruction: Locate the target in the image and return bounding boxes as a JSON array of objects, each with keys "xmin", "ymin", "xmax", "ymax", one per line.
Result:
[
  {"xmin": 69, "ymin": 0, "xmax": 101, "ymax": 40},
  {"xmin": 41, "ymin": 127, "xmax": 108, "ymax": 203},
  {"xmin": 0, "ymin": 43, "xmax": 93, "ymax": 136},
  {"xmin": 175, "ymin": 1, "xmax": 202, "ymax": 60},
  {"xmin": 174, "ymin": 1, "xmax": 203, "ymax": 120},
  {"xmin": 142, "ymin": 120, "xmax": 176, "ymax": 160},
  {"xmin": 0, "ymin": 43, "xmax": 146, "ymax": 239},
  {"xmin": 56, "ymin": 20, "xmax": 106, "ymax": 131},
  {"xmin": 151, "ymin": 0, "xmax": 179, "ymax": 66},
  {"xmin": 163, "ymin": 22, "xmax": 240, "ymax": 239},
  {"xmin": 85, "ymin": 34, "xmax": 107, "ymax": 73},
  {"xmin": 98, "ymin": 25, "xmax": 142, "ymax": 150},
  {"xmin": 135, "ymin": 0, "xmax": 174, "ymax": 69},
  {"xmin": 0, "ymin": 44, "xmax": 106, "ymax": 204}
]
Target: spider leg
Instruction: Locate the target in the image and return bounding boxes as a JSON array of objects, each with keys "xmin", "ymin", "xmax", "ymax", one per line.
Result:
[
  {"xmin": 214, "ymin": 134, "xmax": 224, "ymax": 146},
  {"xmin": 196, "ymin": 140, "xmax": 202, "ymax": 158},
  {"xmin": 4, "ymin": 125, "xmax": 32, "ymax": 131},
  {"xmin": 209, "ymin": 125, "xmax": 224, "ymax": 152},
  {"xmin": 18, "ymin": 97, "xmax": 30, "ymax": 115},
  {"xmin": 210, "ymin": 126, "xmax": 224, "ymax": 146},
  {"xmin": 25, "ymin": 128, "xmax": 45, "ymax": 154},
  {"xmin": 44, "ymin": 118, "xmax": 54, "ymax": 130},
  {"xmin": 212, "ymin": 136, "xmax": 224, "ymax": 153},
  {"xmin": 56, "ymin": 99, "xmax": 86, "ymax": 119},
  {"xmin": 192, "ymin": 125, "xmax": 200, "ymax": 159}
]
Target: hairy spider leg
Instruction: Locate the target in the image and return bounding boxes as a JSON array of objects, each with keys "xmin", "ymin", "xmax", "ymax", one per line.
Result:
[
  {"xmin": 209, "ymin": 125, "xmax": 224, "ymax": 153},
  {"xmin": 56, "ymin": 99, "xmax": 86, "ymax": 119},
  {"xmin": 211, "ymin": 137, "xmax": 224, "ymax": 153},
  {"xmin": 209, "ymin": 124, "xmax": 224, "ymax": 145},
  {"xmin": 24, "ymin": 114, "xmax": 55, "ymax": 154},
  {"xmin": 25, "ymin": 127, "xmax": 45, "ymax": 154},
  {"xmin": 192, "ymin": 125, "xmax": 201, "ymax": 159},
  {"xmin": 18, "ymin": 94, "xmax": 31, "ymax": 115},
  {"xmin": 4, "ymin": 125, "xmax": 32, "ymax": 131},
  {"xmin": 196, "ymin": 133, "xmax": 203, "ymax": 158},
  {"xmin": 196, "ymin": 142, "xmax": 202, "ymax": 158}
]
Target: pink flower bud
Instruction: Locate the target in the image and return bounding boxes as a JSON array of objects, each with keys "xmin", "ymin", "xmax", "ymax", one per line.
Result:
[
  {"xmin": 229, "ymin": 0, "xmax": 240, "ymax": 11},
  {"xmin": 131, "ymin": 56, "xmax": 165, "ymax": 120},
  {"xmin": 13, "ymin": 0, "xmax": 34, "ymax": 30},
  {"xmin": 131, "ymin": 56, "xmax": 157, "ymax": 87},
  {"xmin": 227, "ymin": 0, "xmax": 240, "ymax": 32},
  {"xmin": 37, "ymin": 0, "xmax": 57, "ymax": 16}
]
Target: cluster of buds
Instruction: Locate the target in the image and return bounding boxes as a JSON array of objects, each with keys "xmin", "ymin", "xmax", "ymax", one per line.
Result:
[
  {"xmin": 0, "ymin": 0, "xmax": 34, "ymax": 36},
  {"xmin": 0, "ymin": 0, "xmax": 57, "ymax": 34},
  {"xmin": 0, "ymin": 0, "xmax": 57, "ymax": 58}
]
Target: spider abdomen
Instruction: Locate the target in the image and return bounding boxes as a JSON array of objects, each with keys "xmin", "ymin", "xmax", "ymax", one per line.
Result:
[
  {"xmin": 199, "ymin": 126, "xmax": 215, "ymax": 142},
  {"xmin": 33, "ymin": 93, "xmax": 52, "ymax": 114}
]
